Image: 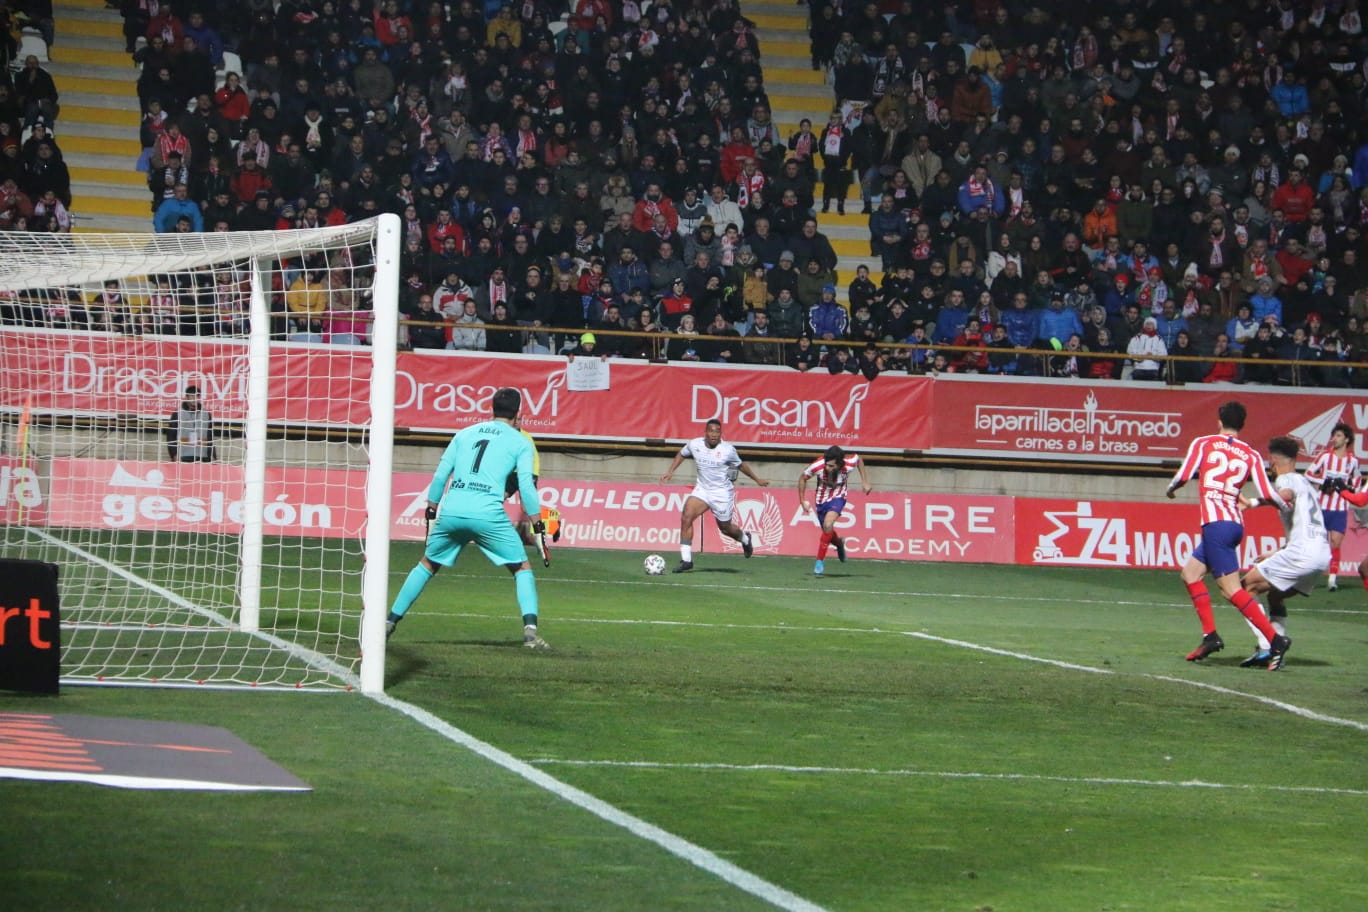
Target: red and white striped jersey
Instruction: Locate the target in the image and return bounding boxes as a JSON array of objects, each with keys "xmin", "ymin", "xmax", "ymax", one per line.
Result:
[
  {"xmin": 1171, "ymin": 434, "xmax": 1279, "ymax": 526},
  {"xmin": 1305, "ymin": 449, "xmax": 1362, "ymax": 512},
  {"xmin": 803, "ymin": 454, "xmax": 862, "ymax": 506}
]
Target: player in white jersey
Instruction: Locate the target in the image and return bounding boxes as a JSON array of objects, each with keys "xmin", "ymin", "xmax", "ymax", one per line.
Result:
[
  {"xmin": 1166, "ymin": 400, "xmax": 1290, "ymax": 667},
  {"xmin": 1236, "ymin": 436, "xmax": 1330, "ymax": 668},
  {"xmin": 798, "ymin": 445, "xmax": 872, "ymax": 576},
  {"xmin": 659, "ymin": 419, "xmax": 770, "ymax": 572},
  {"xmin": 1304, "ymin": 422, "xmax": 1359, "ymax": 590}
]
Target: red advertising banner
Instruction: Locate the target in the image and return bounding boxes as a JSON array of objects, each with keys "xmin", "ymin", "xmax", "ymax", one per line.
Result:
[
  {"xmin": 9, "ymin": 330, "xmax": 1368, "ymax": 462},
  {"xmin": 392, "ymin": 355, "xmax": 934, "ymax": 451},
  {"xmin": 1014, "ymin": 498, "xmax": 1288, "ymax": 569},
  {"xmin": 14, "ymin": 458, "xmax": 1368, "ymax": 573},
  {"xmin": 45, "ymin": 458, "xmax": 367, "ymax": 538},
  {"xmin": 0, "ymin": 456, "xmax": 45, "ymax": 526},
  {"xmin": 928, "ymin": 375, "xmax": 1368, "ymax": 465},
  {"xmin": 527, "ymin": 480, "xmax": 1015, "ymax": 562}
]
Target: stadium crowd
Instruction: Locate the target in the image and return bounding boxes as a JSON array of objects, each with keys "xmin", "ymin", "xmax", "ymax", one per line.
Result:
[
  {"xmin": 9, "ymin": 0, "xmax": 1368, "ymax": 387},
  {"xmin": 0, "ymin": 1, "xmax": 73, "ymax": 234}
]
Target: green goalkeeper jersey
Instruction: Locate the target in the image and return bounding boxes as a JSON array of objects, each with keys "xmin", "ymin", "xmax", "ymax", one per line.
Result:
[{"xmin": 429, "ymin": 419, "xmax": 540, "ymax": 518}]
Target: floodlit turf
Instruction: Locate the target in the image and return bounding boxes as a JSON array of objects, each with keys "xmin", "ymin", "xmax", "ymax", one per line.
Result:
[{"xmin": 3, "ymin": 543, "xmax": 1368, "ymax": 912}]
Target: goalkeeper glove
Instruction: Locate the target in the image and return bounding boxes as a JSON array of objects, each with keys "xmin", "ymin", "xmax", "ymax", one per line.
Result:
[{"xmin": 424, "ymin": 505, "xmax": 438, "ymax": 521}]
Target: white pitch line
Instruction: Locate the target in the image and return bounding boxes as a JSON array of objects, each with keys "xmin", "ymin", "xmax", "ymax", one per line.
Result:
[
  {"xmin": 529, "ymin": 759, "xmax": 1368, "ymax": 798},
  {"xmin": 443, "ymin": 612, "xmax": 1368, "ymax": 733},
  {"xmin": 368, "ymin": 693, "xmax": 830, "ymax": 912}
]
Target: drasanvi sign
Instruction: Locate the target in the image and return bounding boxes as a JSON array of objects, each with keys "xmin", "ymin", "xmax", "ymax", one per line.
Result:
[{"xmin": 5, "ymin": 330, "xmax": 1367, "ymax": 459}]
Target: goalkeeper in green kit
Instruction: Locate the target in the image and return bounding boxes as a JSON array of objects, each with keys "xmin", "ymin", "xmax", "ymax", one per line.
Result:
[{"xmin": 385, "ymin": 387, "xmax": 549, "ymax": 649}]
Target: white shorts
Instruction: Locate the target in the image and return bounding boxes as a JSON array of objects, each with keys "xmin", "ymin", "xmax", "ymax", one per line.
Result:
[
  {"xmin": 1255, "ymin": 546, "xmax": 1331, "ymax": 597},
  {"xmin": 689, "ymin": 484, "xmax": 736, "ymax": 524}
]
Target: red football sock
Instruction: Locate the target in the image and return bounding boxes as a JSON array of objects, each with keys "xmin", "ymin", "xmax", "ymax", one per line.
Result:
[
  {"xmin": 1361, "ymin": 569, "xmax": 1368, "ymax": 591},
  {"xmin": 817, "ymin": 531, "xmax": 833, "ymax": 559},
  {"xmin": 1230, "ymin": 589, "xmax": 1278, "ymax": 642},
  {"xmin": 1330, "ymin": 546, "xmax": 1342, "ymax": 575},
  {"xmin": 1186, "ymin": 580, "xmax": 1216, "ymax": 634}
]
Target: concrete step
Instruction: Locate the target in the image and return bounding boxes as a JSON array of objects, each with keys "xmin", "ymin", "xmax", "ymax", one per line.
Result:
[
  {"xmin": 749, "ymin": 13, "xmax": 808, "ymax": 30},
  {"xmin": 73, "ymin": 194, "xmax": 154, "ymax": 218},
  {"xmin": 47, "ymin": 70, "xmax": 136, "ymax": 96},
  {"xmin": 51, "ymin": 46, "xmax": 131, "ymax": 68},
  {"xmin": 810, "ymin": 220, "xmax": 867, "ymax": 241},
  {"xmin": 66, "ymin": 149, "xmax": 142, "ymax": 172},
  {"xmin": 69, "ymin": 164, "xmax": 145, "ymax": 187},
  {"xmin": 61, "ymin": 89, "xmax": 140, "ymax": 111},
  {"xmin": 814, "ymin": 181, "xmax": 862, "ymax": 200},
  {"xmin": 745, "ymin": 0, "xmax": 810, "ymax": 12},
  {"xmin": 58, "ymin": 0, "xmax": 118, "ymax": 11},
  {"xmin": 56, "ymin": 132, "xmax": 141, "ymax": 157},
  {"xmin": 766, "ymin": 65, "xmax": 826, "ymax": 86},
  {"xmin": 764, "ymin": 39, "xmax": 809, "ymax": 57},
  {"xmin": 768, "ymin": 93, "xmax": 834, "ymax": 115},
  {"xmin": 57, "ymin": 119, "xmax": 138, "ymax": 142},
  {"xmin": 71, "ymin": 178, "xmax": 149, "ymax": 200},
  {"xmin": 55, "ymin": 1, "xmax": 122, "ymax": 22},
  {"xmin": 62, "ymin": 103, "xmax": 140, "ymax": 127},
  {"xmin": 58, "ymin": 17, "xmax": 123, "ymax": 40},
  {"xmin": 51, "ymin": 32, "xmax": 124, "ymax": 52},
  {"xmin": 763, "ymin": 54, "xmax": 815, "ymax": 71},
  {"xmin": 771, "ymin": 85, "xmax": 831, "ymax": 105},
  {"xmin": 73, "ymin": 214, "xmax": 154, "ymax": 233}
]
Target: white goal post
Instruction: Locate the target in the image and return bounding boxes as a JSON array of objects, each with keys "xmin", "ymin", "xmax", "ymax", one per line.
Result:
[{"xmin": 0, "ymin": 214, "xmax": 400, "ymax": 693}]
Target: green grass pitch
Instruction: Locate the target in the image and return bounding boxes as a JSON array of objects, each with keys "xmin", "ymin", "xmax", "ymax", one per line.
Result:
[{"xmin": 3, "ymin": 542, "xmax": 1367, "ymax": 911}]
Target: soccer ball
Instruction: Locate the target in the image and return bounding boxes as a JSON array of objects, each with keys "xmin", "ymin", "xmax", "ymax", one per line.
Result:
[{"xmin": 643, "ymin": 554, "xmax": 667, "ymax": 576}]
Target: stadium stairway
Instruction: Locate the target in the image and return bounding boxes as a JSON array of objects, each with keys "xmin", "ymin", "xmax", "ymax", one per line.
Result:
[
  {"xmin": 744, "ymin": 1, "xmax": 881, "ymax": 290},
  {"xmin": 51, "ymin": 0, "xmax": 147, "ymax": 232}
]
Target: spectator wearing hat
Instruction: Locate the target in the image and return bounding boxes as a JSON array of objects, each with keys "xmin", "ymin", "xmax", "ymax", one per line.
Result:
[
  {"xmin": 609, "ymin": 246, "xmax": 651, "ymax": 300},
  {"xmin": 684, "ymin": 219, "xmax": 722, "ymax": 266},
  {"xmin": 1126, "ymin": 316, "xmax": 1167, "ymax": 381},
  {"xmin": 657, "ymin": 274, "xmax": 693, "ymax": 325},
  {"xmin": 796, "ymin": 255, "xmax": 838, "ymax": 310},
  {"xmin": 808, "ymin": 285, "xmax": 849, "ymax": 341},
  {"xmin": 766, "ymin": 249, "xmax": 801, "ymax": 302}
]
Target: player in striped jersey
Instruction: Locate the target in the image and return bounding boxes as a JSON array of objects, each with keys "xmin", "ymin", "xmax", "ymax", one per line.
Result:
[
  {"xmin": 798, "ymin": 445, "xmax": 872, "ymax": 576},
  {"xmin": 1304, "ymin": 422, "xmax": 1360, "ymax": 590},
  {"xmin": 1321, "ymin": 474, "xmax": 1368, "ymax": 594},
  {"xmin": 1237, "ymin": 437, "xmax": 1329, "ymax": 669},
  {"xmin": 1166, "ymin": 401, "xmax": 1291, "ymax": 666}
]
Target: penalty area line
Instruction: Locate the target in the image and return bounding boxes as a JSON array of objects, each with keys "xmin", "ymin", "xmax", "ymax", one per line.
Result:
[
  {"xmin": 418, "ymin": 570, "xmax": 1368, "ymax": 617},
  {"xmin": 529, "ymin": 759, "xmax": 1368, "ymax": 798},
  {"xmin": 366, "ymin": 692, "xmax": 830, "ymax": 912}
]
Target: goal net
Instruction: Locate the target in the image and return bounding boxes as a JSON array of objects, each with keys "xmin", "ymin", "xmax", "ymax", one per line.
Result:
[{"xmin": 0, "ymin": 214, "xmax": 400, "ymax": 692}]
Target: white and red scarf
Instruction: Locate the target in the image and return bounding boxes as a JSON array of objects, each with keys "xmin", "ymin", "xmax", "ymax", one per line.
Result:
[{"xmin": 823, "ymin": 124, "xmax": 842, "ymax": 156}]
